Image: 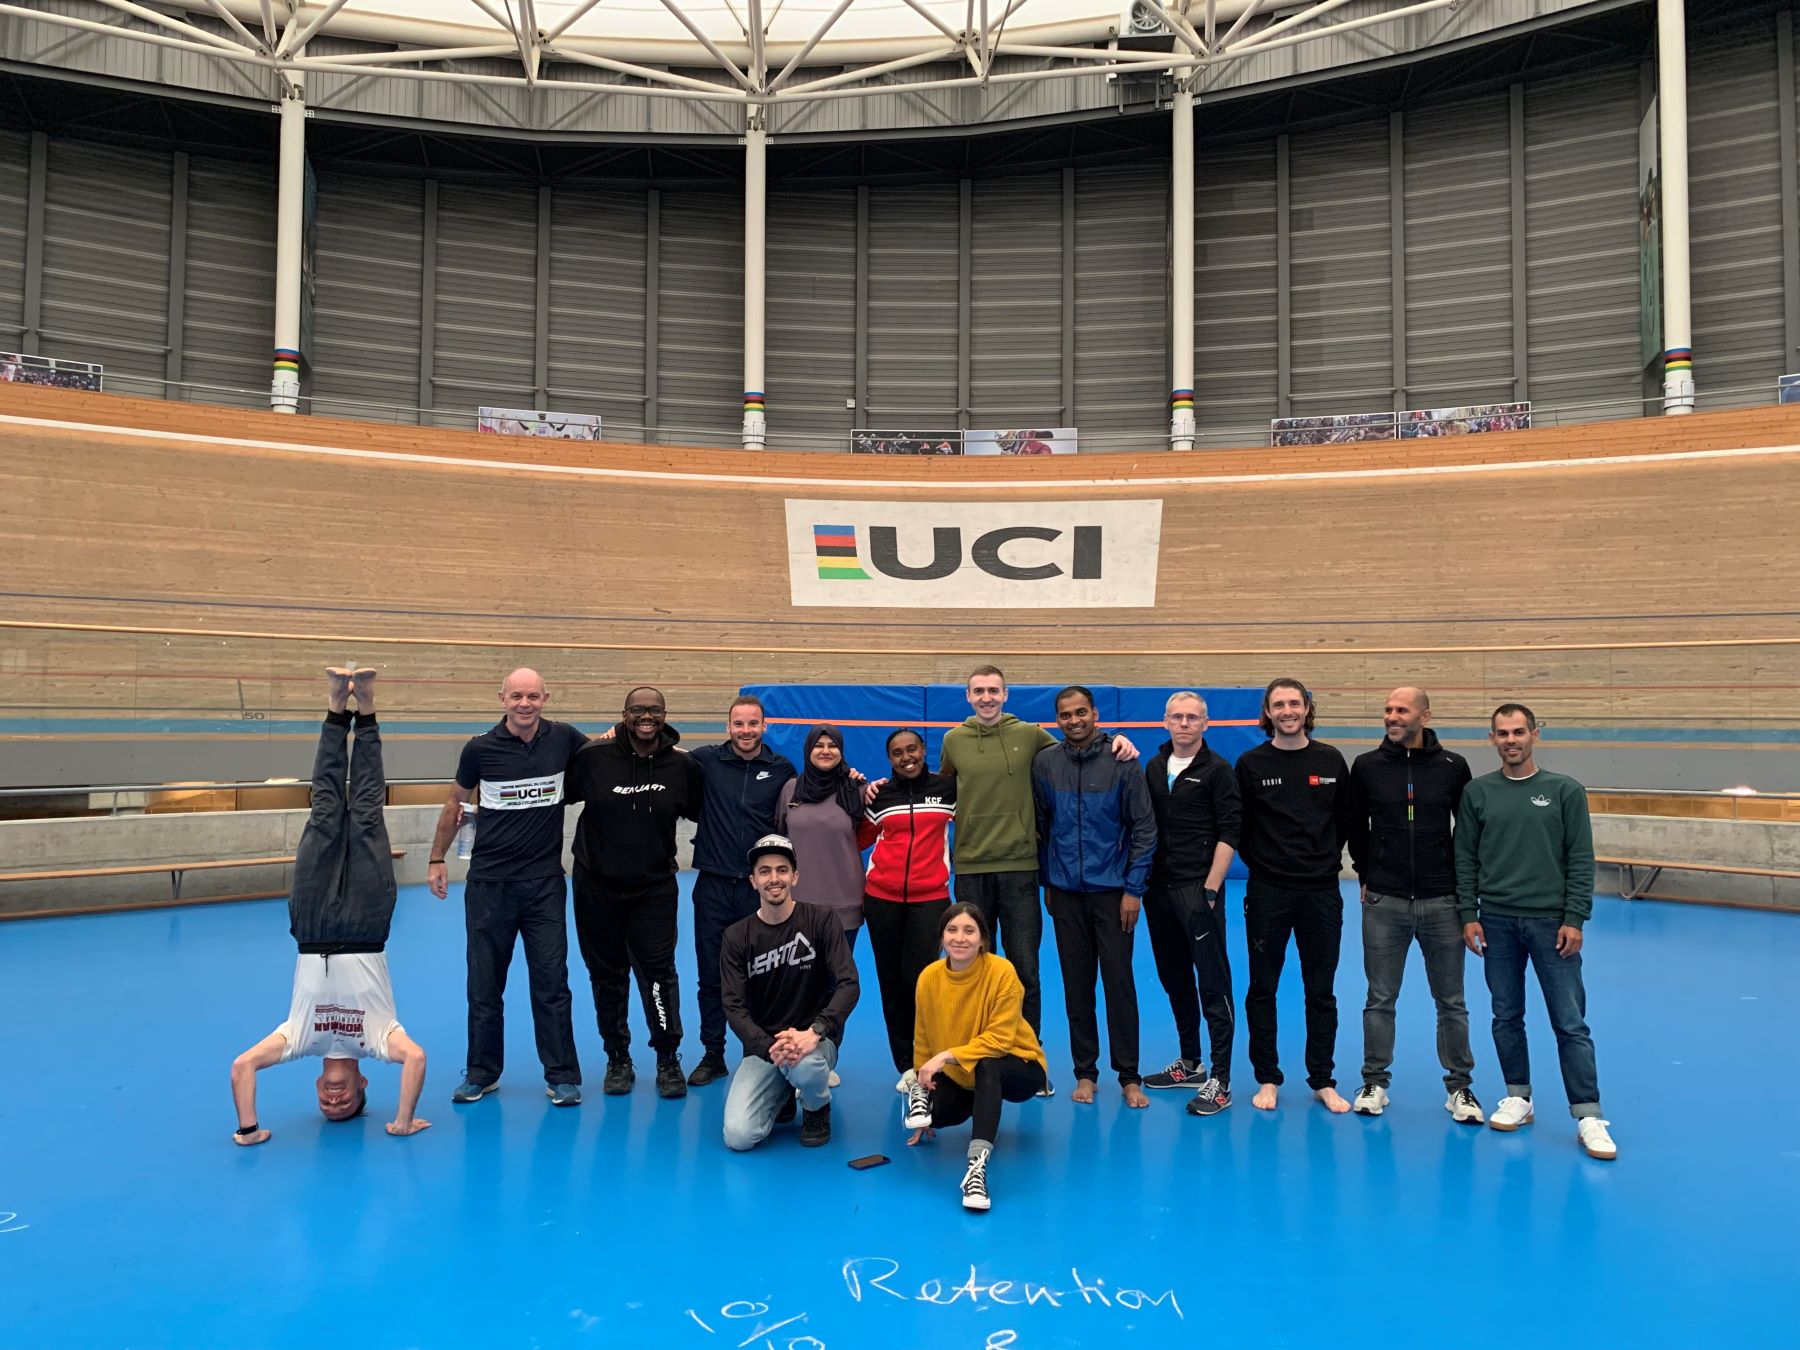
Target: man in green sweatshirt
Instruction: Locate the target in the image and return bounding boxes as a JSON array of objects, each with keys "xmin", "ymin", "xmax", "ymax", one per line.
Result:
[
  {"xmin": 1456, "ymin": 703, "xmax": 1616, "ymax": 1160},
  {"xmin": 940, "ymin": 666, "xmax": 1138, "ymax": 1059}
]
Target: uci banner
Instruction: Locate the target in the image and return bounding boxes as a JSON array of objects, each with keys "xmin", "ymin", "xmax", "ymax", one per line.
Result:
[{"xmin": 785, "ymin": 498, "xmax": 1162, "ymax": 609}]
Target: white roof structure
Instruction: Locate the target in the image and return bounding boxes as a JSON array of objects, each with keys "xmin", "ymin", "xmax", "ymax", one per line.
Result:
[{"xmin": 8, "ymin": 0, "xmax": 1462, "ymax": 108}]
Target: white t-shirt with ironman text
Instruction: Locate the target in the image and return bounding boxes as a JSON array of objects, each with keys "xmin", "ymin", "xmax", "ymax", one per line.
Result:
[{"xmin": 275, "ymin": 952, "xmax": 404, "ymax": 1063}]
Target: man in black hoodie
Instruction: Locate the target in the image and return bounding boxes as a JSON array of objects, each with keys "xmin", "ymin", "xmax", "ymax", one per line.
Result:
[
  {"xmin": 565, "ymin": 687, "xmax": 705, "ymax": 1099},
  {"xmin": 1346, "ymin": 686, "xmax": 1482, "ymax": 1123}
]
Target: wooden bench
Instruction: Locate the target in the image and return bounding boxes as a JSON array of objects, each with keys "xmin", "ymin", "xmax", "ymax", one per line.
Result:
[
  {"xmin": 0, "ymin": 849, "xmax": 407, "ymax": 918},
  {"xmin": 1597, "ymin": 854, "xmax": 1800, "ymax": 903}
]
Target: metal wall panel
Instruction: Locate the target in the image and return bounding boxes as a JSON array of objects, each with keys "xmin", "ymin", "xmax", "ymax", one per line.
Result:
[
  {"xmin": 970, "ymin": 173, "xmax": 1064, "ymax": 427},
  {"xmin": 658, "ymin": 188, "xmax": 743, "ymax": 441},
  {"xmin": 0, "ymin": 128, "xmax": 26, "ymax": 345},
  {"xmin": 1524, "ymin": 66, "xmax": 1642, "ymax": 422},
  {"xmin": 1195, "ymin": 141, "xmax": 1279, "ymax": 439},
  {"xmin": 767, "ymin": 187, "xmax": 856, "ymax": 445},
  {"xmin": 39, "ymin": 139, "xmax": 172, "ymax": 394},
  {"xmin": 1688, "ymin": 19, "xmax": 1784, "ymax": 407},
  {"xmin": 1073, "ymin": 163, "xmax": 1165, "ymax": 447},
  {"xmin": 181, "ymin": 156, "xmax": 275, "ymax": 407},
  {"xmin": 866, "ymin": 181, "xmax": 959, "ymax": 426},
  {"xmin": 547, "ymin": 186, "xmax": 649, "ymax": 432},
  {"xmin": 1403, "ymin": 90, "xmax": 1516, "ymax": 407},
  {"xmin": 432, "ymin": 182, "xmax": 537, "ymax": 420},
  {"xmin": 1288, "ymin": 119, "xmax": 1393, "ymax": 416},
  {"xmin": 311, "ymin": 173, "xmax": 423, "ymax": 419}
]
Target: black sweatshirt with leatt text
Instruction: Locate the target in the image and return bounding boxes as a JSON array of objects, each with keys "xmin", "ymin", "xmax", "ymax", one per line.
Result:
[
  {"xmin": 1234, "ymin": 739, "xmax": 1355, "ymax": 889},
  {"xmin": 720, "ymin": 900, "xmax": 860, "ymax": 1061}
]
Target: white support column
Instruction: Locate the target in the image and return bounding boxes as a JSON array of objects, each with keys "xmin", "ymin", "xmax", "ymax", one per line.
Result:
[
  {"xmin": 741, "ymin": 115, "xmax": 768, "ymax": 449},
  {"xmin": 270, "ymin": 72, "xmax": 306, "ymax": 413},
  {"xmin": 1656, "ymin": 0, "xmax": 1693, "ymax": 414},
  {"xmin": 1169, "ymin": 84, "xmax": 1196, "ymax": 450}
]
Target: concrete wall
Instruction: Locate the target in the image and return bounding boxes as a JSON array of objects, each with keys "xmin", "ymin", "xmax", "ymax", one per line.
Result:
[
  {"xmin": 1592, "ymin": 815, "xmax": 1800, "ymax": 911},
  {"xmin": 0, "ymin": 808, "xmax": 697, "ymax": 918}
]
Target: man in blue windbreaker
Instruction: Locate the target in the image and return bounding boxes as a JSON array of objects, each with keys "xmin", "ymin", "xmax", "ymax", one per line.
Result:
[{"xmin": 1032, "ymin": 685, "xmax": 1158, "ymax": 1109}]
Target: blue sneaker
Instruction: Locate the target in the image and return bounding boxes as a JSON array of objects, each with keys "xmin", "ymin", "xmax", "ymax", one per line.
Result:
[
  {"xmin": 452, "ymin": 1077, "xmax": 497, "ymax": 1104},
  {"xmin": 546, "ymin": 1082, "xmax": 583, "ymax": 1107}
]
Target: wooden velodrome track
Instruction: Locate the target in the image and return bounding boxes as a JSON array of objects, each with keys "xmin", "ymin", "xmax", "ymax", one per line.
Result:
[{"xmin": 2, "ymin": 383, "xmax": 1798, "ymax": 774}]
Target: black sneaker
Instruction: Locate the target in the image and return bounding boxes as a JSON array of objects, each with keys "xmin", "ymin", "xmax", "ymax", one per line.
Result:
[
  {"xmin": 655, "ymin": 1056, "xmax": 688, "ymax": 1099},
  {"xmin": 775, "ymin": 1091, "xmax": 798, "ymax": 1125},
  {"xmin": 1186, "ymin": 1077, "xmax": 1232, "ymax": 1117},
  {"xmin": 960, "ymin": 1150, "xmax": 992, "ymax": 1211},
  {"xmin": 799, "ymin": 1103, "xmax": 831, "ymax": 1147},
  {"xmin": 603, "ymin": 1058, "xmax": 635, "ymax": 1096},
  {"xmin": 687, "ymin": 1052, "xmax": 728, "ymax": 1087},
  {"xmin": 1143, "ymin": 1057, "xmax": 1204, "ymax": 1090}
]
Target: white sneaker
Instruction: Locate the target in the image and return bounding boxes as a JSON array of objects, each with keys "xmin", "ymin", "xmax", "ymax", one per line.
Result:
[
  {"xmin": 1577, "ymin": 1118, "xmax": 1618, "ymax": 1160},
  {"xmin": 903, "ymin": 1080, "xmax": 934, "ymax": 1130},
  {"xmin": 960, "ymin": 1151, "xmax": 991, "ymax": 1211},
  {"xmin": 895, "ymin": 1068, "xmax": 916, "ymax": 1094},
  {"xmin": 1352, "ymin": 1083, "xmax": 1388, "ymax": 1116},
  {"xmin": 1036, "ymin": 1078, "xmax": 1056, "ymax": 1099},
  {"xmin": 1446, "ymin": 1088, "xmax": 1485, "ymax": 1125},
  {"xmin": 1489, "ymin": 1095, "xmax": 1534, "ymax": 1131}
]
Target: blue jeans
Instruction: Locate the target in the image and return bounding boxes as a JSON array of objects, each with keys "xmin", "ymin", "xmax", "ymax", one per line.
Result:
[
  {"xmin": 721, "ymin": 1039, "xmax": 838, "ymax": 1151},
  {"xmin": 1481, "ymin": 913, "xmax": 1601, "ymax": 1118},
  {"xmin": 1360, "ymin": 892, "xmax": 1473, "ymax": 1092}
]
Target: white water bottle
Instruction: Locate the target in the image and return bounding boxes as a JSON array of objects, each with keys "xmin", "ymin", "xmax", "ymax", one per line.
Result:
[{"xmin": 455, "ymin": 804, "xmax": 477, "ymax": 860}]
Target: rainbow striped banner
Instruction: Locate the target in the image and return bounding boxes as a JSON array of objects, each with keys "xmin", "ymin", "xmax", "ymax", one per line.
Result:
[
  {"xmin": 1663, "ymin": 347, "xmax": 1693, "ymax": 375},
  {"xmin": 743, "ymin": 391, "xmax": 767, "ymax": 415},
  {"xmin": 812, "ymin": 523, "xmax": 867, "ymax": 580},
  {"xmin": 272, "ymin": 348, "xmax": 301, "ymax": 376},
  {"xmin": 1170, "ymin": 388, "xmax": 1195, "ymax": 414}
]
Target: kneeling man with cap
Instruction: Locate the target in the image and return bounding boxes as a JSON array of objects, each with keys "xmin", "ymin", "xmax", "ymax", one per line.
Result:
[{"xmin": 720, "ymin": 834, "xmax": 860, "ymax": 1150}]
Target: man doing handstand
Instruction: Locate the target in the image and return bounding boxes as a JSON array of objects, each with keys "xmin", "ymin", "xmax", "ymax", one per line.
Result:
[{"xmin": 229, "ymin": 667, "xmax": 429, "ymax": 1144}]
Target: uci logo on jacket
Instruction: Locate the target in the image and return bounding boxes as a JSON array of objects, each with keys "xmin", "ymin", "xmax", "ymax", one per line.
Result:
[{"xmin": 785, "ymin": 499, "xmax": 1163, "ymax": 609}]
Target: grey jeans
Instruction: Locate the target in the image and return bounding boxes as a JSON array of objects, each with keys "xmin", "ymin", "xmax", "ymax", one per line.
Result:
[{"xmin": 1359, "ymin": 891, "xmax": 1474, "ymax": 1092}]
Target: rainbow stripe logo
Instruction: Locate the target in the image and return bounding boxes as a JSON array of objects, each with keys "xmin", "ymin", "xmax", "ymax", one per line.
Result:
[
  {"xmin": 1663, "ymin": 347, "xmax": 1693, "ymax": 375},
  {"xmin": 812, "ymin": 524, "xmax": 867, "ymax": 579},
  {"xmin": 743, "ymin": 391, "xmax": 767, "ymax": 415},
  {"xmin": 272, "ymin": 348, "xmax": 301, "ymax": 376},
  {"xmin": 1170, "ymin": 387, "xmax": 1195, "ymax": 414}
]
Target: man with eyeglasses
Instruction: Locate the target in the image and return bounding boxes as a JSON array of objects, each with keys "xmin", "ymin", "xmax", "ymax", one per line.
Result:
[
  {"xmin": 565, "ymin": 687, "xmax": 705, "ymax": 1099},
  {"xmin": 1141, "ymin": 691, "xmax": 1241, "ymax": 1117}
]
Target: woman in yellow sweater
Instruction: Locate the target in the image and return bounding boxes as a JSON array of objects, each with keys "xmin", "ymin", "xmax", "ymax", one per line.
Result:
[{"xmin": 906, "ymin": 902, "xmax": 1048, "ymax": 1211}]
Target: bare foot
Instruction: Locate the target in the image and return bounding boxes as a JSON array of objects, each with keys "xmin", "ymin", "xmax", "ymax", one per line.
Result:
[
  {"xmin": 1252, "ymin": 1082, "xmax": 1279, "ymax": 1111},
  {"xmin": 1122, "ymin": 1082, "xmax": 1150, "ymax": 1109},
  {"xmin": 1315, "ymin": 1086, "xmax": 1351, "ymax": 1114},
  {"xmin": 351, "ymin": 667, "xmax": 378, "ymax": 713},
  {"xmin": 1071, "ymin": 1078, "xmax": 1098, "ymax": 1104},
  {"xmin": 325, "ymin": 666, "xmax": 354, "ymax": 714}
]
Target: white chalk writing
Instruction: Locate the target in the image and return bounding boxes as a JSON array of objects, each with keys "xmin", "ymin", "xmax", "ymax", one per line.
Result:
[{"xmin": 842, "ymin": 1257, "xmax": 1182, "ymax": 1319}]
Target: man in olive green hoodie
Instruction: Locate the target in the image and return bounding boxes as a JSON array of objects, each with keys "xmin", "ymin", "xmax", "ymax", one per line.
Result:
[
  {"xmin": 940, "ymin": 666, "xmax": 1138, "ymax": 1057},
  {"xmin": 1456, "ymin": 703, "xmax": 1616, "ymax": 1160}
]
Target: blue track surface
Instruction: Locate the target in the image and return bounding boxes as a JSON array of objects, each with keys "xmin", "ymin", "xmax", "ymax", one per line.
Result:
[{"xmin": 2, "ymin": 881, "xmax": 1796, "ymax": 1349}]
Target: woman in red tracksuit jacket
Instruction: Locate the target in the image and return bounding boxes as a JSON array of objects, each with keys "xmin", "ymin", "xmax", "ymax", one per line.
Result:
[{"xmin": 858, "ymin": 729, "xmax": 957, "ymax": 1078}]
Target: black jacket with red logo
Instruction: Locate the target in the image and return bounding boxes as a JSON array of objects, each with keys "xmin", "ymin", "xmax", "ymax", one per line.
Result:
[
  {"xmin": 1233, "ymin": 739, "xmax": 1354, "ymax": 889},
  {"xmin": 857, "ymin": 771, "xmax": 957, "ymax": 904}
]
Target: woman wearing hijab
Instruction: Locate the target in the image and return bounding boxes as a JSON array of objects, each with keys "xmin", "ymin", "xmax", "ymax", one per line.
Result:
[{"xmin": 775, "ymin": 724, "xmax": 866, "ymax": 948}]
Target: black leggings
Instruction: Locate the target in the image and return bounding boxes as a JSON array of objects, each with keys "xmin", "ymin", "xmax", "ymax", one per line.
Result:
[
  {"xmin": 863, "ymin": 895, "xmax": 951, "ymax": 1072},
  {"xmin": 929, "ymin": 1054, "xmax": 1046, "ymax": 1148}
]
